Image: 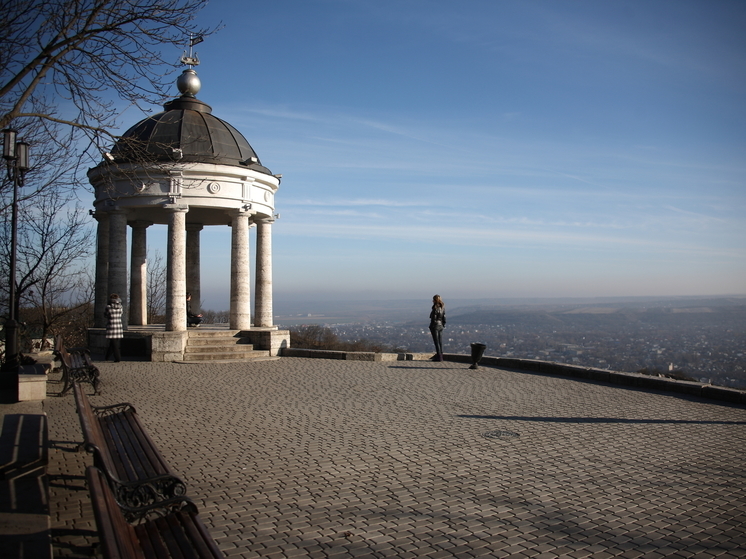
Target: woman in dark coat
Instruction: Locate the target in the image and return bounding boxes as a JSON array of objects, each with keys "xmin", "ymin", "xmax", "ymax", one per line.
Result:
[
  {"xmin": 187, "ymin": 293, "xmax": 203, "ymax": 327},
  {"xmin": 429, "ymin": 294, "xmax": 446, "ymax": 361},
  {"xmin": 104, "ymin": 293, "xmax": 124, "ymax": 362}
]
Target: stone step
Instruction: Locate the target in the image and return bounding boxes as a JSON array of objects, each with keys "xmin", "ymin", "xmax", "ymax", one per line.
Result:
[
  {"xmin": 186, "ymin": 338, "xmax": 254, "ymax": 348},
  {"xmin": 184, "ymin": 344, "xmax": 255, "ymax": 354},
  {"xmin": 183, "ymin": 329, "xmax": 269, "ymax": 362},
  {"xmin": 182, "ymin": 350, "xmax": 271, "ymax": 361},
  {"xmin": 186, "ymin": 329, "xmax": 240, "ymax": 337}
]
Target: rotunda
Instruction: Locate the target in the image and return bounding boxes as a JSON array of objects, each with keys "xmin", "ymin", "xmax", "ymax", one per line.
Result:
[{"xmin": 87, "ymin": 67, "xmax": 288, "ymax": 359}]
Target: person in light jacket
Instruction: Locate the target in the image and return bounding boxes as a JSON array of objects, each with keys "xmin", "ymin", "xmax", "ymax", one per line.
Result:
[
  {"xmin": 429, "ymin": 294, "xmax": 446, "ymax": 361},
  {"xmin": 104, "ymin": 293, "xmax": 123, "ymax": 362}
]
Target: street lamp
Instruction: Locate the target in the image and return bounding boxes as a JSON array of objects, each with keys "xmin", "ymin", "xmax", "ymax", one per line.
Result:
[{"xmin": 2, "ymin": 128, "xmax": 30, "ymax": 377}]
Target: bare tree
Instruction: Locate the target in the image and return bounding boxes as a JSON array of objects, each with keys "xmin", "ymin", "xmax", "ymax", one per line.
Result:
[
  {"xmin": 0, "ymin": 0, "xmax": 215, "ymax": 171},
  {"xmin": 200, "ymin": 309, "xmax": 229, "ymax": 324},
  {"xmin": 0, "ymin": 186, "xmax": 94, "ymax": 346},
  {"xmin": 146, "ymin": 249, "xmax": 167, "ymax": 323}
]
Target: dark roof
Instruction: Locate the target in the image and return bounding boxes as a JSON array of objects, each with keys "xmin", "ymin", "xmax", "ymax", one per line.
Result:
[{"xmin": 109, "ymin": 96, "xmax": 272, "ymax": 174}]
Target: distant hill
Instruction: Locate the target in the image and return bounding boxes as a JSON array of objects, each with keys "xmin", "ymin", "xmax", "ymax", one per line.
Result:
[
  {"xmin": 276, "ymin": 295, "xmax": 746, "ymax": 327},
  {"xmin": 446, "ymin": 302, "xmax": 746, "ymax": 332}
]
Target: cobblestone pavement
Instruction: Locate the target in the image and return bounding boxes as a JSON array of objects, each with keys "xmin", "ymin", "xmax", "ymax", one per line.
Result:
[{"xmin": 41, "ymin": 358, "xmax": 746, "ymax": 558}]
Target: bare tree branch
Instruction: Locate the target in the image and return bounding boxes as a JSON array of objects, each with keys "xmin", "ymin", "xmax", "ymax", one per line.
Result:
[
  {"xmin": 0, "ymin": 185, "xmax": 94, "ymax": 344},
  {"xmin": 1, "ymin": 0, "xmax": 217, "ymax": 165},
  {"xmin": 147, "ymin": 249, "xmax": 167, "ymax": 323}
]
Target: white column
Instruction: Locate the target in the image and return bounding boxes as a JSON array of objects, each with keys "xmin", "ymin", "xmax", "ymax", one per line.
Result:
[
  {"xmin": 186, "ymin": 224, "xmax": 203, "ymax": 315},
  {"xmin": 254, "ymin": 218, "xmax": 274, "ymax": 327},
  {"xmin": 129, "ymin": 220, "xmax": 152, "ymax": 326},
  {"xmin": 165, "ymin": 205, "xmax": 189, "ymax": 331},
  {"xmin": 230, "ymin": 210, "xmax": 252, "ymax": 330},
  {"xmin": 107, "ymin": 209, "xmax": 128, "ymax": 329},
  {"xmin": 93, "ymin": 212, "xmax": 109, "ymax": 328}
]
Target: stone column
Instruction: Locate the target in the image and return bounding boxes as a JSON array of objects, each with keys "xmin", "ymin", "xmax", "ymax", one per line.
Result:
[
  {"xmin": 165, "ymin": 205, "xmax": 189, "ymax": 331},
  {"xmin": 230, "ymin": 210, "xmax": 252, "ymax": 330},
  {"xmin": 254, "ymin": 218, "xmax": 274, "ymax": 327},
  {"xmin": 186, "ymin": 224, "xmax": 203, "ymax": 315},
  {"xmin": 93, "ymin": 212, "xmax": 110, "ymax": 328},
  {"xmin": 129, "ymin": 220, "xmax": 152, "ymax": 326},
  {"xmin": 107, "ymin": 209, "xmax": 129, "ymax": 328}
]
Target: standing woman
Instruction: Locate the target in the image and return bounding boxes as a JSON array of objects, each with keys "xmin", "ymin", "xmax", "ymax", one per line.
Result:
[
  {"xmin": 429, "ymin": 294, "xmax": 446, "ymax": 361},
  {"xmin": 104, "ymin": 293, "xmax": 124, "ymax": 362}
]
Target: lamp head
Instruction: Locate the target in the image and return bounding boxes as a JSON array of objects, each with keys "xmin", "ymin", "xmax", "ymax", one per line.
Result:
[
  {"xmin": 2, "ymin": 129, "xmax": 17, "ymax": 160},
  {"xmin": 15, "ymin": 141, "xmax": 29, "ymax": 171}
]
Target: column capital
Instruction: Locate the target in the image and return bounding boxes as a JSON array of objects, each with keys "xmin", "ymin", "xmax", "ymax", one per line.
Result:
[
  {"xmin": 228, "ymin": 208, "xmax": 256, "ymax": 219},
  {"xmin": 163, "ymin": 204, "xmax": 189, "ymax": 213},
  {"xmin": 186, "ymin": 223, "xmax": 204, "ymax": 232},
  {"xmin": 91, "ymin": 211, "xmax": 110, "ymax": 224},
  {"xmin": 128, "ymin": 220, "xmax": 154, "ymax": 229},
  {"xmin": 255, "ymin": 217, "xmax": 275, "ymax": 225}
]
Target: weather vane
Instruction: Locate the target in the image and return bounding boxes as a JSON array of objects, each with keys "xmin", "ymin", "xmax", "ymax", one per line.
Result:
[{"xmin": 180, "ymin": 33, "xmax": 203, "ymax": 68}]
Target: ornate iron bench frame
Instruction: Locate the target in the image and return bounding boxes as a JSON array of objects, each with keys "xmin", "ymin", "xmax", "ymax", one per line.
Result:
[{"xmin": 87, "ymin": 466, "xmax": 223, "ymax": 558}]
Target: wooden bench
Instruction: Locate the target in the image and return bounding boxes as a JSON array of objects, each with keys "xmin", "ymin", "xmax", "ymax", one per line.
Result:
[
  {"xmin": 73, "ymin": 382, "xmax": 187, "ymax": 518},
  {"xmin": 87, "ymin": 466, "xmax": 223, "ymax": 558},
  {"xmin": 54, "ymin": 336, "xmax": 101, "ymax": 396}
]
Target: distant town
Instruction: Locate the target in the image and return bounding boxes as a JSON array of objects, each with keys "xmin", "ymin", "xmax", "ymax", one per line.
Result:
[{"xmin": 276, "ymin": 296, "xmax": 746, "ymax": 389}]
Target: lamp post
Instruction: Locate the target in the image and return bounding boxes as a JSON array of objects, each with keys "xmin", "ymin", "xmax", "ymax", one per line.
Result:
[{"xmin": 2, "ymin": 129, "xmax": 30, "ymax": 378}]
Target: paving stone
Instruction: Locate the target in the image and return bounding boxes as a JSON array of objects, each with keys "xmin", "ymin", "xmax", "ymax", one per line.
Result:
[{"xmin": 23, "ymin": 357, "xmax": 746, "ymax": 558}]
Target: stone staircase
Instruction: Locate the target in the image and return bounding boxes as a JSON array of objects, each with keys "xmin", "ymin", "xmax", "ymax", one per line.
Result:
[{"xmin": 183, "ymin": 329, "xmax": 272, "ymax": 362}]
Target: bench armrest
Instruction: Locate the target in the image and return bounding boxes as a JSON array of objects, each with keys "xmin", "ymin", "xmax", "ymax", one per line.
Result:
[
  {"xmin": 91, "ymin": 402, "xmax": 137, "ymax": 417},
  {"xmin": 119, "ymin": 495, "xmax": 199, "ymax": 524},
  {"xmin": 89, "ymin": 461, "xmax": 188, "ymax": 510}
]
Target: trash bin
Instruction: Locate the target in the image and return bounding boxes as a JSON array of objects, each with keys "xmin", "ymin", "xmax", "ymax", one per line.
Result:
[{"xmin": 470, "ymin": 343, "xmax": 487, "ymax": 369}]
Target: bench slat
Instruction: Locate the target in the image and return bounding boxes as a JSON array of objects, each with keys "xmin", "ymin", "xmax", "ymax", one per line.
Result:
[
  {"xmin": 87, "ymin": 467, "xmax": 146, "ymax": 559},
  {"xmin": 101, "ymin": 414, "xmax": 143, "ymax": 483},
  {"xmin": 176, "ymin": 510, "xmax": 224, "ymax": 559},
  {"xmin": 102, "ymin": 413, "xmax": 160, "ymax": 482},
  {"xmin": 75, "ymin": 385, "xmax": 121, "ymax": 479},
  {"xmin": 120, "ymin": 412, "xmax": 171, "ymax": 476},
  {"xmin": 137, "ymin": 520, "xmax": 173, "ymax": 559},
  {"xmin": 134, "ymin": 524, "xmax": 159, "ymax": 559},
  {"xmin": 156, "ymin": 515, "xmax": 191, "ymax": 559},
  {"xmin": 124, "ymin": 498, "xmax": 224, "ymax": 559}
]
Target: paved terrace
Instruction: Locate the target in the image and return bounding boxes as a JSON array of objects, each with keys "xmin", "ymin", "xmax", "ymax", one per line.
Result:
[{"xmin": 24, "ymin": 358, "xmax": 746, "ymax": 557}]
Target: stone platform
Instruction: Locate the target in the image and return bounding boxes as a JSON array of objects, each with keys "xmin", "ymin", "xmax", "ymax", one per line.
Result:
[
  {"xmin": 11, "ymin": 358, "xmax": 746, "ymax": 557},
  {"xmin": 87, "ymin": 324, "xmax": 290, "ymax": 361}
]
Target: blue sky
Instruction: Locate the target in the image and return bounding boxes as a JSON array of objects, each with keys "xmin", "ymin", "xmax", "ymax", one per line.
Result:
[{"xmin": 117, "ymin": 0, "xmax": 745, "ymax": 310}]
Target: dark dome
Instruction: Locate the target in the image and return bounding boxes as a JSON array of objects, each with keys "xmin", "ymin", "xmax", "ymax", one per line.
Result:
[{"xmin": 110, "ymin": 95, "xmax": 272, "ymax": 174}]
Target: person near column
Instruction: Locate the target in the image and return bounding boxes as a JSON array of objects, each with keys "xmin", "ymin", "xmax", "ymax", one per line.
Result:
[
  {"xmin": 187, "ymin": 292, "xmax": 203, "ymax": 327},
  {"xmin": 429, "ymin": 294, "xmax": 446, "ymax": 361},
  {"xmin": 104, "ymin": 293, "xmax": 124, "ymax": 362}
]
